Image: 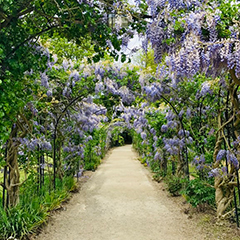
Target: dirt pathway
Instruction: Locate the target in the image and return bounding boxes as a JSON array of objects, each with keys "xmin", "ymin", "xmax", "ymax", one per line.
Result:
[{"xmin": 36, "ymin": 145, "xmax": 207, "ymax": 240}]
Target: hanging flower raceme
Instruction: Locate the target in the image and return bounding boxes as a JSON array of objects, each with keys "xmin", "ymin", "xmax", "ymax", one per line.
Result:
[
  {"xmin": 216, "ymin": 150, "xmax": 226, "ymax": 162},
  {"xmin": 154, "ymin": 151, "xmax": 161, "ymax": 161},
  {"xmin": 192, "ymin": 155, "xmax": 206, "ymax": 171},
  {"xmin": 161, "ymin": 125, "xmax": 168, "ymax": 132},
  {"xmin": 226, "ymin": 151, "xmax": 239, "ymax": 169},
  {"xmin": 141, "ymin": 132, "xmax": 147, "ymax": 140},
  {"xmin": 208, "ymin": 168, "xmax": 220, "ymax": 178},
  {"xmin": 163, "ymin": 137, "xmax": 179, "ymax": 156}
]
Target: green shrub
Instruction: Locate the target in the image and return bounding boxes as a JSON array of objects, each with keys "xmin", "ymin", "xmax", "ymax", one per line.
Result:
[
  {"xmin": 165, "ymin": 175, "xmax": 183, "ymax": 196},
  {"xmin": 84, "ymin": 155, "xmax": 100, "ymax": 170},
  {"xmin": 152, "ymin": 168, "xmax": 167, "ymax": 182},
  {"xmin": 180, "ymin": 178, "xmax": 215, "ymax": 208},
  {"xmin": 138, "ymin": 156, "xmax": 146, "ymax": 164}
]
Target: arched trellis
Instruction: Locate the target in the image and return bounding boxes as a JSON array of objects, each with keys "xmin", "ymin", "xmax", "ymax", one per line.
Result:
[
  {"xmin": 52, "ymin": 95, "xmax": 85, "ymax": 189},
  {"xmin": 52, "ymin": 94, "xmax": 108, "ymax": 189},
  {"xmin": 159, "ymin": 95, "xmax": 189, "ymax": 179},
  {"xmin": 105, "ymin": 120, "xmax": 131, "ymax": 148}
]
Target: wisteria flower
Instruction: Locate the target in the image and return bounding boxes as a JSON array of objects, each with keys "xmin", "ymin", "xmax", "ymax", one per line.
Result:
[{"xmin": 161, "ymin": 125, "xmax": 168, "ymax": 132}]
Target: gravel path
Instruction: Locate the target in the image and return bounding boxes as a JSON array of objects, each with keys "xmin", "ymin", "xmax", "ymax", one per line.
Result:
[{"xmin": 36, "ymin": 145, "xmax": 207, "ymax": 240}]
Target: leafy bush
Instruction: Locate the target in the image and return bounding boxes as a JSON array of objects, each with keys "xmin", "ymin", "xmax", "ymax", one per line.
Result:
[
  {"xmin": 138, "ymin": 156, "xmax": 146, "ymax": 164},
  {"xmin": 0, "ymin": 176, "xmax": 75, "ymax": 239},
  {"xmin": 84, "ymin": 156, "xmax": 100, "ymax": 171},
  {"xmin": 165, "ymin": 175, "xmax": 183, "ymax": 196},
  {"xmin": 111, "ymin": 133, "xmax": 125, "ymax": 146},
  {"xmin": 83, "ymin": 140, "xmax": 101, "ymax": 171},
  {"xmin": 180, "ymin": 178, "xmax": 215, "ymax": 208},
  {"xmin": 0, "ymin": 199, "xmax": 48, "ymax": 239},
  {"xmin": 152, "ymin": 170, "xmax": 166, "ymax": 182}
]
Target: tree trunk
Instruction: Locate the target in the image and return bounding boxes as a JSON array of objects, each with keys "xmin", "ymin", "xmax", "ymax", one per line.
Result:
[
  {"xmin": 5, "ymin": 130, "xmax": 21, "ymax": 207},
  {"xmin": 213, "ymin": 85, "xmax": 238, "ymax": 219},
  {"xmin": 5, "ymin": 113, "xmax": 32, "ymax": 207},
  {"xmin": 215, "ymin": 176, "xmax": 234, "ymax": 218}
]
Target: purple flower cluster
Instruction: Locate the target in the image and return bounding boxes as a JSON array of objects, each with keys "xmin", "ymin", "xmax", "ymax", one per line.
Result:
[
  {"xmin": 161, "ymin": 125, "xmax": 168, "ymax": 132},
  {"xmin": 40, "ymin": 72, "xmax": 49, "ymax": 88},
  {"xmin": 215, "ymin": 150, "xmax": 239, "ymax": 169},
  {"xmin": 226, "ymin": 151, "xmax": 239, "ymax": 169},
  {"xmin": 165, "ymin": 110, "xmax": 175, "ymax": 121},
  {"xmin": 163, "ymin": 137, "xmax": 180, "ymax": 155},
  {"xmin": 192, "ymin": 155, "xmax": 206, "ymax": 171},
  {"xmin": 199, "ymin": 82, "xmax": 213, "ymax": 97},
  {"xmin": 145, "ymin": 0, "xmax": 240, "ymax": 81},
  {"xmin": 154, "ymin": 151, "xmax": 161, "ymax": 161},
  {"xmin": 20, "ymin": 137, "xmax": 52, "ymax": 152},
  {"xmin": 216, "ymin": 149, "xmax": 226, "ymax": 161},
  {"xmin": 141, "ymin": 132, "xmax": 147, "ymax": 140},
  {"xmin": 178, "ymin": 129, "xmax": 189, "ymax": 138},
  {"xmin": 208, "ymin": 168, "xmax": 220, "ymax": 178},
  {"xmin": 63, "ymin": 143, "xmax": 85, "ymax": 157},
  {"xmin": 118, "ymin": 86, "xmax": 135, "ymax": 104},
  {"xmin": 144, "ymin": 83, "xmax": 163, "ymax": 102}
]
